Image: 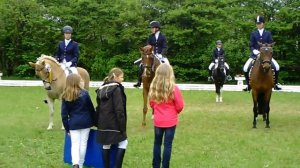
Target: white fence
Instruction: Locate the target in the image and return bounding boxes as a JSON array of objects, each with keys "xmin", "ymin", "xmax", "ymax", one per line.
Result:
[{"xmin": 1, "ymin": 80, "xmax": 300, "ymax": 92}]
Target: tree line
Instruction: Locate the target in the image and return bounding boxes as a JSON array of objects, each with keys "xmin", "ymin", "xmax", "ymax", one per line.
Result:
[{"xmin": 0, "ymin": 0, "xmax": 299, "ymax": 83}]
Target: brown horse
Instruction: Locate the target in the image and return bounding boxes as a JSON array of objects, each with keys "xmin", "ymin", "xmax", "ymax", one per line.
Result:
[
  {"xmin": 29, "ymin": 54, "xmax": 90, "ymax": 129},
  {"xmin": 250, "ymin": 43, "xmax": 274, "ymax": 128},
  {"xmin": 140, "ymin": 45, "xmax": 160, "ymax": 126}
]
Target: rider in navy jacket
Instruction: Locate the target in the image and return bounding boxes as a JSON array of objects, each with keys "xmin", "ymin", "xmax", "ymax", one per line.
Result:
[
  {"xmin": 208, "ymin": 40, "xmax": 232, "ymax": 82},
  {"xmin": 55, "ymin": 26, "xmax": 79, "ymax": 75},
  {"xmin": 133, "ymin": 21, "xmax": 168, "ymax": 88},
  {"xmin": 243, "ymin": 16, "xmax": 282, "ymax": 91}
]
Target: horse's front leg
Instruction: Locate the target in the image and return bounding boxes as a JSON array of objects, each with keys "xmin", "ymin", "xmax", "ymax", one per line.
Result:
[
  {"xmin": 46, "ymin": 97, "xmax": 55, "ymax": 130},
  {"xmin": 264, "ymin": 93, "xmax": 271, "ymax": 128},
  {"xmin": 215, "ymin": 84, "xmax": 220, "ymax": 102},
  {"xmin": 219, "ymin": 86, "xmax": 223, "ymax": 102},
  {"xmin": 142, "ymin": 89, "xmax": 148, "ymax": 127},
  {"xmin": 252, "ymin": 102, "xmax": 258, "ymax": 128}
]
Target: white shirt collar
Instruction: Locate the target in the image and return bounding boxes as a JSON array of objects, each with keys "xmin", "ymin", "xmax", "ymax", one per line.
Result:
[
  {"xmin": 65, "ymin": 39, "xmax": 71, "ymax": 46},
  {"xmin": 155, "ymin": 31, "xmax": 160, "ymax": 40},
  {"xmin": 258, "ymin": 28, "xmax": 264, "ymax": 36}
]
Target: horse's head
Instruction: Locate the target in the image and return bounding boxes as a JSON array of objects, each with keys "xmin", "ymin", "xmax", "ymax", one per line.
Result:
[
  {"xmin": 215, "ymin": 55, "xmax": 225, "ymax": 71},
  {"xmin": 29, "ymin": 55, "xmax": 59, "ymax": 90},
  {"xmin": 258, "ymin": 42, "xmax": 273, "ymax": 72},
  {"xmin": 140, "ymin": 45, "xmax": 154, "ymax": 77}
]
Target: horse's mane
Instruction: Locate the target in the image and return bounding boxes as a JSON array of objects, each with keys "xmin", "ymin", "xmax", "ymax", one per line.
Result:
[{"xmin": 37, "ymin": 54, "xmax": 59, "ymax": 65}]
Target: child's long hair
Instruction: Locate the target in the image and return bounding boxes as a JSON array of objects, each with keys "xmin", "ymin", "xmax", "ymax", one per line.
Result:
[
  {"xmin": 149, "ymin": 64, "xmax": 175, "ymax": 103},
  {"xmin": 103, "ymin": 67, "xmax": 123, "ymax": 83},
  {"xmin": 62, "ymin": 74, "xmax": 83, "ymax": 101}
]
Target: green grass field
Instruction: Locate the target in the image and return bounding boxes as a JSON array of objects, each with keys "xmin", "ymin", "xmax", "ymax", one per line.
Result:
[{"xmin": 0, "ymin": 87, "xmax": 299, "ymax": 168}]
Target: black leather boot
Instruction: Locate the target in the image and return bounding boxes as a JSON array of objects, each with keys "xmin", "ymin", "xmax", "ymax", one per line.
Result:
[
  {"xmin": 114, "ymin": 148, "xmax": 126, "ymax": 168},
  {"xmin": 274, "ymin": 71, "xmax": 282, "ymax": 90},
  {"xmin": 102, "ymin": 149, "xmax": 110, "ymax": 168},
  {"xmin": 226, "ymin": 68, "xmax": 232, "ymax": 81},
  {"xmin": 208, "ymin": 70, "xmax": 213, "ymax": 81},
  {"xmin": 133, "ymin": 65, "xmax": 143, "ymax": 88},
  {"xmin": 243, "ymin": 72, "xmax": 251, "ymax": 91}
]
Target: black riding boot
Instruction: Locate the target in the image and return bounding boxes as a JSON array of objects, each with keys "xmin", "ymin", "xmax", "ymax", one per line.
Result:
[
  {"xmin": 274, "ymin": 71, "xmax": 282, "ymax": 90},
  {"xmin": 102, "ymin": 149, "xmax": 110, "ymax": 168},
  {"xmin": 114, "ymin": 148, "xmax": 126, "ymax": 168},
  {"xmin": 243, "ymin": 72, "xmax": 251, "ymax": 91},
  {"xmin": 133, "ymin": 65, "xmax": 143, "ymax": 88},
  {"xmin": 226, "ymin": 68, "xmax": 232, "ymax": 81},
  {"xmin": 208, "ymin": 70, "xmax": 213, "ymax": 81}
]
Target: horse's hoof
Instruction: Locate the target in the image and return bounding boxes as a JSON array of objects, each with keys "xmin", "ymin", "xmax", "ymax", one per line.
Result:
[
  {"xmin": 142, "ymin": 122, "xmax": 146, "ymax": 127},
  {"xmin": 43, "ymin": 100, "xmax": 48, "ymax": 104},
  {"xmin": 265, "ymin": 125, "xmax": 270, "ymax": 128},
  {"xmin": 252, "ymin": 126, "xmax": 257, "ymax": 128}
]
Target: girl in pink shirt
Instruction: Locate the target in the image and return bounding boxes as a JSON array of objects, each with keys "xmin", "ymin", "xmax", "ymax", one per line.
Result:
[{"xmin": 149, "ymin": 63, "xmax": 184, "ymax": 168}]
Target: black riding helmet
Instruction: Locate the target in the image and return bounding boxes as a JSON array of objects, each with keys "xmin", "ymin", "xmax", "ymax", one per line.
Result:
[
  {"xmin": 149, "ymin": 21, "xmax": 160, "ymax": 28},
  {"xmin": 63, "ymin": 25, "xmax": 73, "ymax": 33}
]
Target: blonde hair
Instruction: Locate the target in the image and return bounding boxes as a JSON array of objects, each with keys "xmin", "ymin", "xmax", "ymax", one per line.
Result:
[
  {"xmin": 62, "ymin": 74, "xmax": 83, "ymax": 101},
  {"xmin": 149, "ymin": 64, "xmax": 175, "ymax": 103},
  {"xmin": 103, "ymin": 67, "xmax": 124, "ymax": 83}
]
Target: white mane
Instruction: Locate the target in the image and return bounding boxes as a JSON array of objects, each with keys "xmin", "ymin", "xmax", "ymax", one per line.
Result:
[{"xmin": 37, "ymin": 54, "xmax": 60, "ymax": 65}]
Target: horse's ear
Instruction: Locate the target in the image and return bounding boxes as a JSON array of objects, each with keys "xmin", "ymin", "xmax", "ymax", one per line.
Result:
[
  {"xmin": 139, "ymin": 47, "xmax": 144, "ymax": 52},
  {"xmin": 41, "ymin": 60, "xmax": 45, "ymax": 65},
  {"xmin": 271, "ymin": 42, "xmax": 275, "ymax": 46},
  {"xmin": 28, "ymin": 62, "xmax": 36, "ymax": 68},
  {"xmin": 258, "ymin": 42, "xmax": 263, "ymax": 46}
]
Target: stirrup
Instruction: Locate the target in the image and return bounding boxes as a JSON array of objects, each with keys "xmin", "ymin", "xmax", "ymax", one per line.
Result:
[
  {"xmin": 274, "ymin": 83, "xmax": 282, "ymax": 90},
  {"xmin": 226, "ymin": 75, "xmax": 232, "ymax": 81},
  {"xmin": 133, "ymin": 83, "xmax": 141, "ymax": 88},
  {"xmin": 243, "ymin": 86, "xmax": 251, "ymax": 92},
  {"xmin": 208, "ymin": 76, "xmax": 213, "ymax": 82}
]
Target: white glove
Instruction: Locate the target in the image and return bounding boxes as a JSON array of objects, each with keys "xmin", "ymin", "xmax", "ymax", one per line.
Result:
[
  {"xmin": 253, "ymin": 49, "xmax": 260, "ymax": 55},
  {"xmin": 65, "ymin": 62, "xmax": 72, "ymax": 67},
  {"xmin": 214, "ymin": 59, "xmax": 218, "ymax": 63},
  {"xmin": 156, "ymin": 54, "xmax": 163, "ymax": 59}
]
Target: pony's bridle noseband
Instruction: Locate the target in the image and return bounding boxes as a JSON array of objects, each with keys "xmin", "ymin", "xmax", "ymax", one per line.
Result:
[{"xmin": 35, "ymin": 65, "xmax": 56, "ymax": 84}]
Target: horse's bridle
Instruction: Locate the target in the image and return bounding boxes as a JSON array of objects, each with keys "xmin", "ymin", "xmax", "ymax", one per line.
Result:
[
  {"xmin": 259, "ymin": 47, "xmax": 272, "ymax": 66},
  {"xmin": 35, "ymin": 65, "xmax": 56, "ymax": 85},
  {"xmin": 142, "ymin": 54, "xmax": 154, "ymax": 77}
]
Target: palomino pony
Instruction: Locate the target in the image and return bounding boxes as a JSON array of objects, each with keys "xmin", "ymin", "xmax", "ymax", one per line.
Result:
[
  {"xmin": 29, "ymin": 54, "xmax": 90, "ymax": 129},
  {"xmin": 140, "ymin": 45, "xmax": 160, "ymax": 126},
  {"xmin": 250, "ymin": 43, "xmax": 274, "ymax": 128},
  {"xmin": 212, "ymin": 55, "xmax": 226, "ymax": 102}
]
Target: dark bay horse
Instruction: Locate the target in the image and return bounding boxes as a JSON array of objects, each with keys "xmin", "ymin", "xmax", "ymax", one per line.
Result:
[
  {"xmin": 212, "ymin": 55, "xmax": 226, "ymax": 102},
  {"xmin": 140, "ymin": 45, "xmax": 160, "ymax": 126},
  {"xmin": 250, "ymin": 43, "xmax": 274, "ymax": 128}
]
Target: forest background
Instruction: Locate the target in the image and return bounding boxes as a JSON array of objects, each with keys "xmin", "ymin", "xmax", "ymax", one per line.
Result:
[{"xmin": 0, "ymin": 0, "xmax": 299, "ymax": 83}]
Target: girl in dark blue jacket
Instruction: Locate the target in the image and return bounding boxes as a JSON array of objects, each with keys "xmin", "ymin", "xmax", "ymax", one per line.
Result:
[{"xmin": 61, "ymin": 74, "xmax": 96, "ymax": 168}]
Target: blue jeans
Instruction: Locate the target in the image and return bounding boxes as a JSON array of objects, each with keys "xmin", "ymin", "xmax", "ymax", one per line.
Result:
[{"xmin": 152, "ymin": 126, "xmax": 176, "ymax": 168}]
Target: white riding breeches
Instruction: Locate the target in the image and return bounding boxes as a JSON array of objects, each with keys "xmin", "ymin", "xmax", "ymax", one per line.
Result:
[
  {"xmin": 272, "ymin": 58, "xmax": 280, "ymax": 71},
  {"xmin": 60, "ymin": 63, "xmax": 78, "ymax": 76},
  {"xmin": 243, "ymin": 57, "xmax": 280, "ymax": 72},
  {"xmin": 161, "ymin": 57, "xmax": 170, "ymax": 64},
  {"xmin": 103, "ymin": 139, "xmax": 128, "ymax": 149},
  {"xmin": 209, "ymin": 62, "xmax": 229, "ymax": 70}
]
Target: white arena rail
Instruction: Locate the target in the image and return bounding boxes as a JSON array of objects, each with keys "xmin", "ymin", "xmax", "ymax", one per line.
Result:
[{"xmin": 0, "ymin": 80, "xmax": 300, "ymax": 92}]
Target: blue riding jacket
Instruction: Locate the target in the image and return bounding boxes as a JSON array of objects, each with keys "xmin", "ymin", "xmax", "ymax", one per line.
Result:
[
  {"xmin": 55, "ymin": 40, "xmax": 79, "ymax": 67},
  {"xmin": 250, "ymin": 29, "xmax": 273, "ymax": 59},
  {"xmin": 147, "ymin": 32, "xmax": 167, "ymax": 56},
  {"xmin": 212, "ymin": 48, "xmax": 225, "ymax": 62}
]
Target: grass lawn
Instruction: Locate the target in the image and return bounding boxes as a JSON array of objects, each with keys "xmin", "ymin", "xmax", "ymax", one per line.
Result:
[{"xmin": 0, "ymin": 86, "xmax": 299, "ymax": 168}]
